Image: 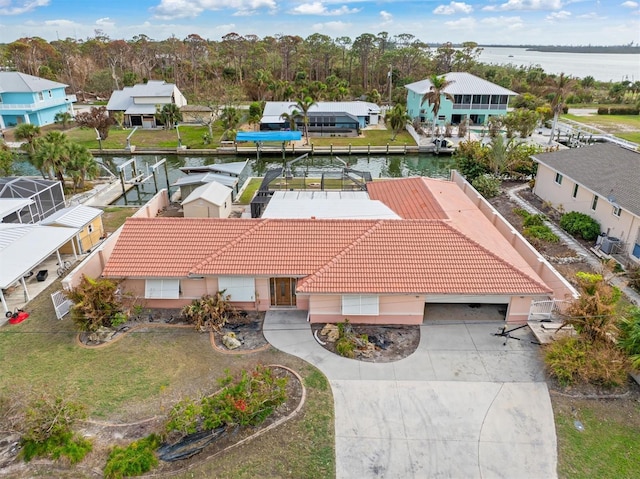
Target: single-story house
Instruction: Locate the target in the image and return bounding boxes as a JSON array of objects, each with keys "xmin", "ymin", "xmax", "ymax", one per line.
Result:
[
  {"xmin": 260, "ymin": 101, "xmax": 380, "ymax": 136},
  {"xmin": 106, "ymin": 80, "xmax": 187, "ymax": 129},
  {"xmin": 532, "ymin": 143, "xmax": 640, "ymax": 264},
  {"xmin": 405, "ymin": 72, "xmax": 517, "ymax": 126},
  {"xmin": 39, "ymin": 204, "xmax": 104, "ymax": 254},
  {"xmin": 0, "ymin": 72, "xmax": 76, "ymax": 129},
  {"xmin": 180, "ymin": 104, "xmax": 214, "ymax": 124},
  {"xmin": 102, "ymin": 176, "xmax": 565, "ymax": 324},
  {"xmin": 0, "ymin": 177, "xmax": 66, "ymax": 223},
  {"xmin": 181, "ymin": 181, "xmax": 233, "ymax": 219}
]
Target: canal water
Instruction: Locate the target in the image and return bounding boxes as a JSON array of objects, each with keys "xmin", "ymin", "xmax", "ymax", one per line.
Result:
[
  {"xmin": 97, "ymin": 153, "xmax": 456, "ymax": 205},
  {"xmin": 14, "ymin": 153, "xmax": 457, "ymax": 205}
]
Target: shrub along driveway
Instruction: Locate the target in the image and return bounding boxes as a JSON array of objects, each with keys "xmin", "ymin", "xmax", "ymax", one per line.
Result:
[{"xmin": 264, "ymin": 311, "xmax": 557, "ymax": 479}]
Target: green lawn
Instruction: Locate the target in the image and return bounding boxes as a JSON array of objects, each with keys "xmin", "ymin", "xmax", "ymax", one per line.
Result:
[
  {"xmin": 554, "ymin": 396, "xmax": 640, "ymax": 479},
  {"xmin": 101, "ymin": 206, "xmax": 138, "ymax": 232},
  {"xmin": 562, "ymin": 113, "xmax": 640, "ymax": 144},
  {"xmin": 0, "ymin": 281, "xmax": 335, "ymax": 477},
  {"xmin": 63, "ymin": 124, "xmax": 226, "ymax": 150}
]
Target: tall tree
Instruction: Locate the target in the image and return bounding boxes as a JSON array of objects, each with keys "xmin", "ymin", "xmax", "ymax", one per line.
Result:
[
  {"xmin": 385, "ymin": 104, "xmax": 411, "ymax": 140},
  {"xmin": 75, "ymin": 106, "xmax": 114, "ymax": 140},
  {"xmin": 155, "ymin": 103, "xmax": 182, "ymax": 129},
  {"xmin": 66, "ymin": 143, "xmax": 99, "ymax": 191},
  {"xmin": 33, "ymin": 131, "xmax": 70, "ymax": 183},
  {"xmin": 293, "ymin": 96, "xmax": 317, "ymax": 145},
  {"xmin": 546, "ymin": 73, "xmax": 576, "ymax": 145},
  {"xmin": 14, "ymin": 123, "xmax": 41, "ymax": 156},
  {"xmin": 421, "ymin": 74, "xmax": 454, "ymax": 132}
]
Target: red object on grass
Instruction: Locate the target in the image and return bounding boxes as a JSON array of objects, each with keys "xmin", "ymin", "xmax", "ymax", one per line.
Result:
[{"xmin": 6, "ymin": 309, "xmax": 29, "ymax": 324}]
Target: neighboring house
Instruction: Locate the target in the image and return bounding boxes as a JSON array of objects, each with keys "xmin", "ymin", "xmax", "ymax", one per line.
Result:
[
  {"xmin": 532, "ymin": 143, "xmax": 640, "ymax": 264},
  {"xmin": 260, "ymin": 101, "xmax": 380, "ymax": 136},
  {"xmin": 0, "ymin": 177, "xmax": 66, "ymax": 223},
  {"xmin": 102, "ymin": 176, "xmax": 571, "ymax": 325},
  {"xmin": 106, "ymin": 80, "xmax": 187, "ymax": 129},
  {"xmin": 405, "ymin": 72, "xmax": 517, "ymax": 126},
  {"xmin": 181, "ymin": 181, "xmax": 233, "ymax": 219},
  {"xmin": 180, "ymin": 104, "xmax": 214, "ymax": 124},
  {"xmin": 173, "ymin": 172, "xmax": 240, "ymax": 200},
  {"xmin": 0, "ymin": 72, "xmax": 76, "ymax": 129},
  {"xmin": 39, "ymin": 205, "xmax": 104, "ymax": 254}
]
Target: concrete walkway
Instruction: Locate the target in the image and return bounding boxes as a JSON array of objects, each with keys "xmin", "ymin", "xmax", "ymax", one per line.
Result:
[
  {"xmin": 264, "ymin": 311, "xmax": 557, "ymax": 478},
  {"xmin": 508, "ymin": 184, "xmax": 640, "ymax": 306}
]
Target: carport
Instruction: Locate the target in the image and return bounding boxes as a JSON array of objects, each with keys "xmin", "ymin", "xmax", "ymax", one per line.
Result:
[{"xmin": 0, "ymin": 224, "xmax": 78, "ymax": 314}]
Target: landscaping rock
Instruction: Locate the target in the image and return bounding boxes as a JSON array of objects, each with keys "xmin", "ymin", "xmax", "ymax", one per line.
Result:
[
  {"xmin": 88, "ymin": 326, "xmax": 116, "ymax": 343},
  {"xmin": 320, "ymin": 324, "xmax": 339, "ymax": 342},
  {"xmin": 222, "ymin": 332, "xmax": 241, "ymax": 350}
]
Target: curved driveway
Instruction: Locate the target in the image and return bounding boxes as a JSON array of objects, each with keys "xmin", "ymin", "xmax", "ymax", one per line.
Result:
[{"xmin": 264, "ymin": 310, "xmax": 557, "ymax": 479}]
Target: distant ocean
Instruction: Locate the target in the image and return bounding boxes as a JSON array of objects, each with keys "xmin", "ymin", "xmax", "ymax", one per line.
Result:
[{"xmin": 477, "ymin": 47, "xmax": 640, "ymax": 82}]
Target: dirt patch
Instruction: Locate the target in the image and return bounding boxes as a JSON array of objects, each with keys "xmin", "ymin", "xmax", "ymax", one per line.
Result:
[
  {"xmin": 311, "ymin": 323, "xmax": 420, "ymax": 362},
  {"xmin": 213, "ymin": 311, "xmax": 268, "ymax": 352}
]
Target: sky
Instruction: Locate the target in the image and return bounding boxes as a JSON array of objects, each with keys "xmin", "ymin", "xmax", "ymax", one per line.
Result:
[{"xmin": 0, "ymin": 0, "xmax": 639, "ymax": 46}]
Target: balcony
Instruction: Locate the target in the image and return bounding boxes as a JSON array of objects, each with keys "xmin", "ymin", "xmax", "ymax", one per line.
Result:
[
  {"xmin": 0, "ymin": 95, "xmax": 77, "ymax": 112},
  {"xmin": 452, "ymin": 103, "xmax": 507, "ymax": 110}
]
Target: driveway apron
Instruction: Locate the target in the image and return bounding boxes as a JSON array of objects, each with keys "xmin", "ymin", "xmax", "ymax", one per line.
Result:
[{"xmin": 263, "ymin": 311, "xmax": 557, "ymax": 479}]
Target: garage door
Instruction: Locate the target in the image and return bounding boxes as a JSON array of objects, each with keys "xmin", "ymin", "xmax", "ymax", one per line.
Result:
[
  {"xmin": 425, "ymin": 294, "xmax": 510, "ymax": 304},
  {"xmin": 424, "ymin": 302, "xmax": 509, "ymax": 321}
]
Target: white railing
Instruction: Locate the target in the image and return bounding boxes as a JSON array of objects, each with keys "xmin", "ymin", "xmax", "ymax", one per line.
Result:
[
  {"xmin": 51, "ymin": 290, "xmax": 73, "ymax": 320},
  {"xmin": 528, "ymin": 299, "xmax": 568, "ymax": 321},
  {"xmin": 0, "ymin": 95, "xmax": 76, "ymax": 111}
]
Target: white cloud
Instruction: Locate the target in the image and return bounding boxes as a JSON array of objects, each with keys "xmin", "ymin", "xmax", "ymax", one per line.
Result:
[
  {"xmin": 290, "ymin": 2, "xmax": 360, "ymax": 15},
  {"xmin": 546, "ymin": 10, "xmax": 571, "ymax": 20},
  {"xmin": 311, "ymin": 20, "xmax": 351, "ymax": 32},
  {"xmin": 42, "ymin": 19, "xmax": 79, "ymax": 28},
  {"xmin": 433, "ymin": 2, "xmax": 473, "ymax": 15},
  {"xmin": 0, "ymin": 0, "xmax": 49, "ymax": 15},
  {"xmin": 483, "ymin": 0, "xmax": 563, "ymax": 12},
  {"xmin": 444, "ymin": 16, "xmax": 476, "ymax": 29},
  {"xmin": 96, "ymin": 17, "xmax": 116, "ymax": 28},
  {"xmin": 578, "ymin": 12, "xmax": 598, "ymax": 18},
  {"xmin": 380, "ymin": 10, "xmax": 393, "ymax": 24},
  {"xmin": 481, "ymin": 15, "xmax": 525, "ymax": 29},
  {"xmin": 621, "ymin": 1, "xmax": 638, "ymax": 7},
  {"xmin": 152, "ymin": 0, "xmax": 276, "ymax": 19}
]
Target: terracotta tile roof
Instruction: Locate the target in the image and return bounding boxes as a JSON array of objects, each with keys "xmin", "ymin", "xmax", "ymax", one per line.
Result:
[
  {"xmin": 102, "ymin": 218, "xmax": 258, "ymax": 278},
  {"xmin": 367, "ymin": 177, "xmax": 447, "ymax": 219},
  {"xmin": 296, "ymin": 220, "xmax": 550, "ymax": 295},
  {"xmin": 103, "ymin": 217, "xmax": 550, "ymax": 296}
]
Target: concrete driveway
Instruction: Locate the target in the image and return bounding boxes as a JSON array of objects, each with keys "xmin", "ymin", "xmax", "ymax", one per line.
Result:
[{"xmin": 263, "ymin": 311, "xmax": 557, "ymax": 479}]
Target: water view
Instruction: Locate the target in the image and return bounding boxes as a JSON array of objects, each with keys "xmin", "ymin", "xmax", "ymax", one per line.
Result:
[
  {"xmin": 477, "ymin": 47, "xmax": 640, "ymax": 82},
  {"xmin": 96, "ymin": 154, "xmax": 457, "ymax": 205}
]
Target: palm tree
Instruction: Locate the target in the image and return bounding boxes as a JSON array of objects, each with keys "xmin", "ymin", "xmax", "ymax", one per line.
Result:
[
  {"xmin": 155, "ymin": 103, "xmax": 183, "ymax": 129},
  {"xmin": 293, "ymin": 96, "xmax": 316, "ymax": 145},
  {"xmin": 33, "ymin": 131, "xmax": 70, "ymax": 183},
  {"xmin": 54, "ymin": 111, "xmax": 73, "ymax": 130},
  {"xmin": 66, "ymin": 143, "xmax": 99, "ymax": 191},
  {"xmin": 421, "ymin": 74, "xmax": 454, "ymax": 134},
  {"xmin": 14, "ymin": 123, "xmax": 41, "ymax": 156},
  {"xmin": 385, "ymin": 104, "xmax": 411, "ymax": 140},
  {"xmin": 280, "ymin": 111, "xmax": 301, "ymax": 131},
  {"xmin": 546, "ymin": 73, "xmax": 576, "ymax": 145}
]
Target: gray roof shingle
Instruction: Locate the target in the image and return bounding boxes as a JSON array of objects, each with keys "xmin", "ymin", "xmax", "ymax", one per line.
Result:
[
  {"xmin": 405, "ymin": 72, "xmax": 517, "ymax": 96},
  {"xmin": 0, "ymin": 72, "xmax": 67, "ymax": 93},
  {"xmin": 532, "ymin": 143, "xmax": 640, "ymax": 217}
]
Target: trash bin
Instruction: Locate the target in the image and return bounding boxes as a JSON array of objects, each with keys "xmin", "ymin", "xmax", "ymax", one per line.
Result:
[{"xmin": 36, "ymin": 270, "xmax": 48, "ymax": 282}]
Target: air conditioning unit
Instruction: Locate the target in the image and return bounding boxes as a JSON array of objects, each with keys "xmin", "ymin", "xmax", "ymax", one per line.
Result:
[{"xmin": 600, "ymin": 236, "xmax": 620, "ymax": 254}]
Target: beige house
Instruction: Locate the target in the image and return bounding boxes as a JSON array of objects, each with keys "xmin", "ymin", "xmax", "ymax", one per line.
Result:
[
  {"xmin": 532, "ymin": 143, "xmax": 640, "ymax": 265},
  {"xmin": 181, "ymin": 181, "xmax": 233, "ymax": 218},
  {"xmin": 40, "ymin": 205, "xmax": 105, "ymax": 254}
]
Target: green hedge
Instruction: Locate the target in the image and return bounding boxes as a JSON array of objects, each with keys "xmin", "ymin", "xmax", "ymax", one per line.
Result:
[
  {"xmin": 559, "ymin": 211, "xmax": 601, "ymax": 241},
  {"xmin": 597, "ymin": 106, "xmax": 640, "ymax": 115}
]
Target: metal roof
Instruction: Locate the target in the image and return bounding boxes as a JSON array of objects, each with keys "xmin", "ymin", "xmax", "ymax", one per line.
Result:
[
  {"xmin": 173, "ymin": 172, "xmax": 239, "ymax": 189},
  {"xmin": 0, "ymin": 198, "xmax": 34, "ymax": 221},
  {"xmin": 107, "ymin": 80, "xmax": 180, "ymax": 112},
  {"xmin": 0, "ymin": 72, "xmax": 67, "ymax": 93},
  {"xmin": 405, "ymin": 72, "xmax": 517, "ymax": 96},
  {"xmin": 261, "ymin": 101, "xmax": 381, "ymax": 123},
  {"xmin": 39, "ymin": 205, "xmax": 102, "ymax": 228},
  {"xmin": 182, "ymin": 181, "xmax": 232, "ymax": 206},
  {"xmin": 0, "ymin": 224, "xmax": 78, "ymax": 289},
  {"xmin": 180, "ymin": 160, "xmax": 248, "ymax": 177},
  {"xmin": 532, "ymin": 143, "xmax": 640, "ymax": 217},
  {"xmin": 124, "ymin": 104, "xmax": 157, "ymax": 115}
]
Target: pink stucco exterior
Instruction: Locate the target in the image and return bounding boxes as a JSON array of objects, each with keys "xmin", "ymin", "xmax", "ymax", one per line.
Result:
[{"xmin": 306, "ymin": 294, "xmax": 425, "ymax": 325}]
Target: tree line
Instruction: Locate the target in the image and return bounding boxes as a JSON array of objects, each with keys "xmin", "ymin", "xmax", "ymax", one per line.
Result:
[{"xmin": 2, "ymin": 33, "xmax": 637, "ymax": 108}]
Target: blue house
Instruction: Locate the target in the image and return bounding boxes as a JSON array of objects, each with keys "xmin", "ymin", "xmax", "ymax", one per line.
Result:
[
  {"xmin": 405, "ymin": 72, "xmax": 517, "ymax": 126},
  {"xmin": 0, "ymin": 72, "xmax": 76, "ymax": 130}
]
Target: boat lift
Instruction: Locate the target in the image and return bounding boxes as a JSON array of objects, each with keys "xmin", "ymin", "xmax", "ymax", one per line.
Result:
[{"xmin": 117, "ymin": 157, "xmax": 171, "ymax": 205}]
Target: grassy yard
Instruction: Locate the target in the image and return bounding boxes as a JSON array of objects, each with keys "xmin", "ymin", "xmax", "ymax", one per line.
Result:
[
  {"xmin": 553, "ymin": 393, "xmax": 640, "ymax": 478},
  {"xmin": 562, "ymin": 113, "xmax": 640, "ymax": 144},
  {"xmin": 101, "ymin": 206, "xmax": 138, "ymax": 232},
  {"xmin": 0, "ymin": 281, "xmax": 335, "ymax": 477},
  {"xmin": 63, "ymin": 124, "xmax": 226, "ymax": 150}
]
